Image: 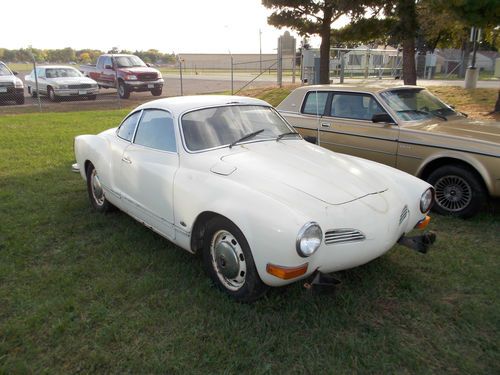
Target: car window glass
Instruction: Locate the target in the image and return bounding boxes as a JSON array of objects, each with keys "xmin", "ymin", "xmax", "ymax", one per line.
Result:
[
  {"xmin": 182, "ymin": 105, "xmax": 291, "ymax": 152},
  {"xmin": 117, "ymin": 111, "xmax": 141, "ymax": 141},
  {"xmin": 302, "ymin": 92, "xmax": 328, "ymax": 115},
  {"xmin": 134, "ymin": 110, "xmax": 176, "ymax": 152},
  {"xmin": 330, "ymin": 93, "xmax": 386, "ymax": 121},
  {"xmin": 0, "ymin": 64, "xmax": 11, "ymax": 76}
]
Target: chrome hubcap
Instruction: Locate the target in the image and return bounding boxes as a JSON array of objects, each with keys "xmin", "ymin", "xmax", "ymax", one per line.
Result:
[
  {"xmin": 435, "ymin": 175, "xmax": 472, "ymax": 212},
  {"xmin": 210, "ymin": 230, "xmax": 246, "ymax": 291},
  {"xmin": 91, "ymin": 169, "xmax": 105, "ymax": 206}
]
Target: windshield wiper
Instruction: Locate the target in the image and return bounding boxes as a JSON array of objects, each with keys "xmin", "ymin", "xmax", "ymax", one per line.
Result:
[
  {"xmin": 276, "ymin": 131, "xmax": 300, "ymax": 141},
  {"xmin": 229, "ymin": 129, "xmax": 264, "ymax": 148},
  {"xmin": 398, "ymin": 109, "xmax": 447, "ymax": 121}
]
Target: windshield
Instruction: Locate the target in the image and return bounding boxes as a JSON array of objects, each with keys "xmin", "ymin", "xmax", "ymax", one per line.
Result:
[
  {"xmin": 0, "ymin": 64, "xmax": 13, "ymax": 76},
  {"xmin": 45, "ymin": 68, "xmax": 82, "ymax": 78},
  {"xmin": 380, "ymin": 88, "xmax": 457, "ymax": 121},
  {"xmin": 181, "ymin": 105, "xmax": 293, "ymax": 151},
  {"xmin": 114, "ymin": 56, "xmax": 146, "ymax": 68}
]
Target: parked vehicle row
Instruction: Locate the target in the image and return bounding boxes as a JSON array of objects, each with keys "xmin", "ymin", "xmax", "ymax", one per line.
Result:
[
  {"xmin": 277, "ymin": 85, "xmax": 500, "ymax": 218},
  {"xmin": 0, "ymin": 61, "xmax": 25, "ymax": 105},
  {"xmin": 80, "ymin": 54, "xmax": 164, "ymax": 99}
]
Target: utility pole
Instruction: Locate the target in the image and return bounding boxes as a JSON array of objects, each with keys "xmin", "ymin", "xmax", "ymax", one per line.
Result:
[{"xmin": 259, "ymin": 29, "xmax": 262, "ymax": 74}]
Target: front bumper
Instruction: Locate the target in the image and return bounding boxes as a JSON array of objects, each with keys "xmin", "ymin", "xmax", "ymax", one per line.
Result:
[
  {"xmin": 54, "ymin": 88, "xmax": 99, "ymax": 97},
  {"xmin": 124, "ymin": 79, "xmax": 164, "ymax": 92},
  {"xmin": 0, "ymin": 87, "xmax": 24, "ymax": 100}
]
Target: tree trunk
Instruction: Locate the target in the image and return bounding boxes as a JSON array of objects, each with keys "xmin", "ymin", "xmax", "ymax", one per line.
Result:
[
  {"xmin": 495, "ymin": 91, "xmax": 500, "ymax": 113},
  {"xmin": 319, "ymin": 6, "xmax": 333, "ymax": 84},
  {"xmin": 402, "ymin": 38, "xmax": 417, "ymax": 85}
]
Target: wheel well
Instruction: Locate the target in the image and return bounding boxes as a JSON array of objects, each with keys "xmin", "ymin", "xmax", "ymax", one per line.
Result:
[
  {"xmin": 419, "ymin": 157, "xmax": 487, "ymax": 191},
  {"xmin": 190, "ymin": 211, "xmax": 224, "ymax": 253},
  {"xmin": 84, "ymin": 160, "xmax": 93, "ymax": 177}
]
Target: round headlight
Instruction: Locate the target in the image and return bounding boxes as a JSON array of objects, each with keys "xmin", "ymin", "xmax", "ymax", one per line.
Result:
[
  {"xmin": 296, "ymin": 222, "xmax": 322, "ymax": 257},
  {"xmin": 420, "ymin": 187, "xmax": 435, "ymax": 213}
]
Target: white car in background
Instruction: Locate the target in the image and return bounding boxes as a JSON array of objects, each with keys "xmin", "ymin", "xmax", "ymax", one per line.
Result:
[
  {"xmin": 25, "ymin": 65, "xmax": 99, "ymax": 101},
  {"xmin": 72, "ymin": 95, "xmax": 436, "ymax": 302},
  {"xmin": 0, "ymin": 61, "xmax": 24, "ymax": 105}
]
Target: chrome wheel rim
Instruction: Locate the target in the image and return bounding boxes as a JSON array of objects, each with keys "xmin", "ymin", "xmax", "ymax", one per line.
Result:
[
  {"xmin": 210, "ymin": 230, "xmax": 246, "ymax": 291},
  {"xmin": 90, "ymin": 169, "xmax": 105, "ymax": 206},
  {"xmin": 118, "ymin": 84, "xmax": 125, "ymax": 97},
  {"xmin": 49, "ymin": 89, "xmax": 55, "ymax": 101},
  {"xmin": 435, "ymin": 175, "xmax": 472, "ymax": 212}
]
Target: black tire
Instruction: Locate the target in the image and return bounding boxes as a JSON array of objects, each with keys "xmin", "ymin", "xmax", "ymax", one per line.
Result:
[
  {"xmin": 15, "ymin": 95, "xmax": 25, "ymax": 105},
  {"xmin": 427, "ymin": 165, "xmax": 486, "ymax": 218},
  {"xmin": 30, "ymin": 88, "xmax": 38, "ymax": 98},
  {"xmin": 151, "ymin": 88, "xmax": 162, "ymax": 96},
  {"xmin": 48, "ymin": 86, "xmax": 57, "ymax": 102},
  {"xmin": 86, "ymin": 162, "xmax": 113, "ymax": 213},
  {"xmin": 118, "ymin": 81, "xmax": 130, "ymax": 99},
  {"xmin": 87, "ymin": 94, "xmax": 97, "ymax": 100},
  {"xmin": 202, "ymin": 216, "xmax": 268, "ymax": 302}
]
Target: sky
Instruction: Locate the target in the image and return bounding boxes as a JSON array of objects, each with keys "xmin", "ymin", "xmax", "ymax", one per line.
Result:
[{"xmin": 1, "ymin": 0, "xmax": 348, "ymax": 54}]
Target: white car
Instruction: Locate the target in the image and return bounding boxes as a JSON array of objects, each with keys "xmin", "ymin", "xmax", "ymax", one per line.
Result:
[
  {"xmin": 73, "ymin": 95, "xmax": 436, "ymax": 301},
  {"xmin": 25, "ymin": 65, "xmax": 98, "ymax": 101}
]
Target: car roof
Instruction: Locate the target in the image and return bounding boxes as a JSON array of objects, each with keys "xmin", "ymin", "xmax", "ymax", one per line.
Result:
[
  {"xmin": 37, "ymin": 65, "xmax": 80, "ymax": 70},
  {"xmin": 293, "ymin": 84, "xmax": 425, "ymax": 94},
  {"xmin": 135, "ymin": 95, "xmax": 272, "ymax": 116}
]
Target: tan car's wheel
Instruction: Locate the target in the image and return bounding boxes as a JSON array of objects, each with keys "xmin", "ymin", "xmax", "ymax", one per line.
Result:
[
  {"xmin": 48, "ymin": 86, "xmax": 57, "ymax": 102},
  {"xmin": 428, "ymin": 165, "xmax": 486, "ymax": 218},
  {"xmin": 202, "ymin": 217, "xmax": 267, "ymax": 302}
]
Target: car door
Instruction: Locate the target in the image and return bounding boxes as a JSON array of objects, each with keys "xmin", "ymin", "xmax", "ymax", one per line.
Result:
[
  {"xmin": 36, "ymin": 68, "xmax": 47, "ymax": 95},
  {"xmin": 319, "ymin": 92, "xmax": 399, "ymax": 167},
  {"xmin": 116, "ymin": 109, "xmax": 179, "ymax": 240},
  {"xmin": 285, "ymin": 91, "xmax": 329, "ymax": 143}
]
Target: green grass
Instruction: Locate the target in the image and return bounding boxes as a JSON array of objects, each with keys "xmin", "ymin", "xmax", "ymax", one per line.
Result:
[{"xmin": 1, "ymin": 109, "xmax": 499, "ymax": 374}]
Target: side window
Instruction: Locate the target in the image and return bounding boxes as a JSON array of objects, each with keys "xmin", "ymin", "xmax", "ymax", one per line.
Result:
[
  {"xmin": 330, "ymin": 93, "xmax": 386, "ymax": 121},
  {"xmin": 301, "ymin": 91, "xmax": 329, "ymax": 115},
  {"xmin": 36, "ymin": 68, "xmax": 44, "ymax": 78},
  {"xmin": 117, "ymin": 111, "xmax": 141, "ymax": 141},
  {"xmin": 134, "ymin": 110, "xmax": 176, "ymax": 152}
]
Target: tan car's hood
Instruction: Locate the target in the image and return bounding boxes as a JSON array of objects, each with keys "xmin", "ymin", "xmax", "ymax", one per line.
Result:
[
  {"xmin": 402, "ymin": 117, "xmax": 500, "ymax": 157},
  {"xmin": 405, "ymin": 117, "xmax": 500, "ymax": 143}
]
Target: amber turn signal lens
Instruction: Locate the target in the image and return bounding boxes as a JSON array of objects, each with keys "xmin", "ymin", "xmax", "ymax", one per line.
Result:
[
  {"xmin": 266, "ymin": 263, "xmax": 308, "ymax": 280},
  {"xmin": 416, "ymin": 215, "xmax": 431, "ymax": 229}
]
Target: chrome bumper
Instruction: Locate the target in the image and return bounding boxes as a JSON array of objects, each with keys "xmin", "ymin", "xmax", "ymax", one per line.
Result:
[{"xmin": 71, "ymin": 163, "xmax": 80, "ymax": 173}]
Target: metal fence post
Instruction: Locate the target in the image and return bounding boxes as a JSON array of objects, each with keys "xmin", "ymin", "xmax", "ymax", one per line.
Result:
[
  {"xmin": 230, "ymin": 55, "xmax": 234, "ymax": 95},
  {"xmin": 179, "ymin": 58, "xmax": 184, "ymax": 96},
  {"xmin": 31, "ymin": 53, "xmax": 41, "ymax": 111}
]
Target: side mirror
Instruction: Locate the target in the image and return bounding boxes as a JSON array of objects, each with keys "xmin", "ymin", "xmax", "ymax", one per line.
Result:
[
  {"xmin": 372, "ymin": 113, "xmax": 395, "ymax": 124},
  {"xmin": 105, "ymin": 64, "xmax": 113, "ymax": 70},
  {"xmin": 13, "ymin": 71, "xmax": 18, "ymax": 75},
  {"xmin": 146, "ymin": 63, "xmax": 151, "ymax": 67},
  {"xmin": 304, "ymin": 135, "xmax": 318, "ymax": 144}
]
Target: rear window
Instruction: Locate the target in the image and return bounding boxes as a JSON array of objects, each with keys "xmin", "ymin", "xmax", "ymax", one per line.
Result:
[{"xmin": 301, "ymin": 91, "xmax": 328, "ymax": 115}]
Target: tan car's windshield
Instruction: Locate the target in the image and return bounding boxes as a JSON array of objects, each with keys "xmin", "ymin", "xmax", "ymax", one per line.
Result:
[{"xmin": 380, "ymin": 88, "xmax": 457, "ymax": 121}]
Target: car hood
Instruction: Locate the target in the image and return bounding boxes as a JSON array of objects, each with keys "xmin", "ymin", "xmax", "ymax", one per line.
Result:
[
  {"xmin": 47, "ymin": 77, "xmax": 97, "ymax": 85},
  {"xmin": 0, "ymin": 75, "xmax": 17, "ymax": 84},
  {"xmin": 405, "ymin": 117, "xmax": 500, "ymax": 144},
  {"xmin": 216, "ymin": 141, "xmax": 389, "ymax": 205}
]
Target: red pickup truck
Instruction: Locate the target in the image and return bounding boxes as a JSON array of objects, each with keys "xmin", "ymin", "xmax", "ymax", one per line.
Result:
[{"xmin": 80, "ymin": 54, "xmax": 164, "ymax": 99}]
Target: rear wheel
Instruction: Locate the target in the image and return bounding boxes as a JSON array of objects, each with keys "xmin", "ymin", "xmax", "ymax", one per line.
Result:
[
  {"xmin": 118, "ymin": 81, "xmax": 130, "ymax": 99},
  {"xmin": 427, "ymin": 165, "xmax": 486, "ymax": 218},
  {"xmin": 202, "ymin": 216, "xmax": 267, "ymax": 302},
  {"xmin": 86, "ymin": 163, "xmax": 112, "ymax": 213}
]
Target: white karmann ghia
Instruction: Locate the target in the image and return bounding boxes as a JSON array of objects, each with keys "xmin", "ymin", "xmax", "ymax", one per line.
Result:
[{"xmin": 73, "ymin": 95, "xmax": 436, "ymax": 301}]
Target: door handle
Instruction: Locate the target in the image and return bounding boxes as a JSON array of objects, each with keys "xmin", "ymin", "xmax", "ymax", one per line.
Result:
[
  {"xmin": 321, "ymin": 122, "xmax": 331, "ymax": 128},
  {"xmin": 121, "ymin": 156, "xmax": 132, "ymax": 164}
]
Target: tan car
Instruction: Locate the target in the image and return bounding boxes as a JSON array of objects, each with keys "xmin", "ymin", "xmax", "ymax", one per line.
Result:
[{"xmin": 277, "ymin": 85, "xmax": 500, "ymax": 218}]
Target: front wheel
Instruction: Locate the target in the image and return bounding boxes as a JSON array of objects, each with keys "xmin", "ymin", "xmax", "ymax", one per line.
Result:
[
  {"xmin": 151, "ymin": 88, "xmax": 162, "ymax": 96},
  {"xmin": 202, "ymin": 217, "xmax": 267, "ymax": 302},
  {"xmin": 427, "ymin": 165, "xmax": 486, "ymax": 218},
  {"xmin": 48, "ymin": 86, "xmax": 57, "ymax": 102},
  {"xmin": 86, "ymin": 163, "xmax": 113, "ymax": 213},
  {"xmin": 118, "ymin": 81, "xmax": 130, "ymax": 99}
]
